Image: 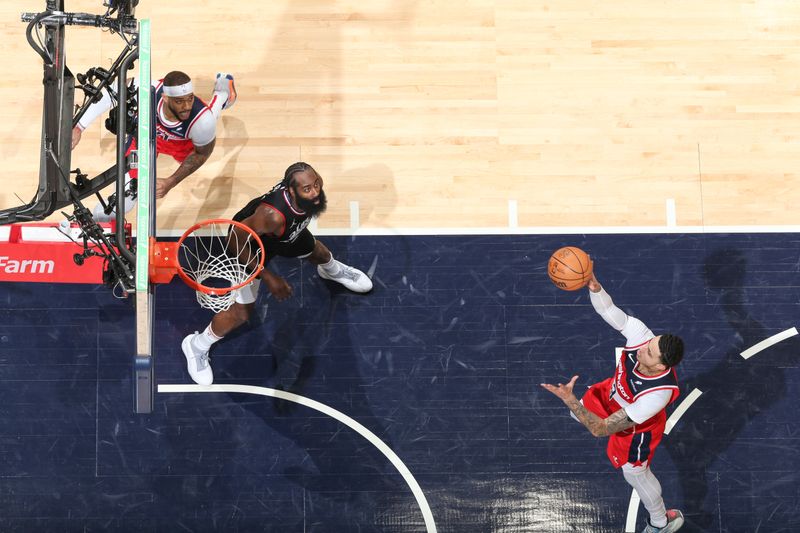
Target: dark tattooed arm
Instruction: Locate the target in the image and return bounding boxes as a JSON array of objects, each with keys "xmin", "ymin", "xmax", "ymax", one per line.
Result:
[
  {"xmin": 156, "ymin": 139, "xmax": 216, "ymax": 198},
  {"xmin": 541, "ymin": 375, "xmax": 637, "ymax": 437},
  {"xmin": 563, "ymin": 397, "xmax": 636, "ymax": 437}
]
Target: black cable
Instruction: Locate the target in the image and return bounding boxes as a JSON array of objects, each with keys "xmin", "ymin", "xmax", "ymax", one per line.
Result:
[
  {"xmin": 25, "ymin": 12, "xmax": 53, "ymax": 64},
  {"xmin": 46, "ymin": 148, "xmax": 135, "ymax": 289}
]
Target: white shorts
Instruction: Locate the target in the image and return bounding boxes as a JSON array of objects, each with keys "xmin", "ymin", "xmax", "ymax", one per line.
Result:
[{"xmin": 234, "ymin": 278, "xmax": 261, "ymax": 305}]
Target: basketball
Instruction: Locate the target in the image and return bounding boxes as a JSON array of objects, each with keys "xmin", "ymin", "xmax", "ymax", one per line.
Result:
[{"xmin": 548, "ymin": 246, "xmax": 593, "ymax": 291}]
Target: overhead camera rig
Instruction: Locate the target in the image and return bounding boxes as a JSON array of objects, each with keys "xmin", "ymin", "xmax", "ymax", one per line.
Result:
[{"xmin": 0, "ymin": 1, "xmax": 144, "ymax": 293}]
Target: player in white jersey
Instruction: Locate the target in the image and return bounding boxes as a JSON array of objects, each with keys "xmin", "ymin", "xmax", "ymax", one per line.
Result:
[
  {"xmin": 72, "ymin": 70, "xmax": 237, "ymax": 221},
  {"xmin": 541, "ymin": 269, "xmax": 686, "ymax": 533}
]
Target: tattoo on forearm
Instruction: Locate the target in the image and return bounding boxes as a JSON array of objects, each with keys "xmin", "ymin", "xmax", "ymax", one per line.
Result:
[
  {"xmin": 564, "ymin": 397, "xmax": 607, "ymax": 436},
  {"xmin": 172, "ymin": 151, "xmax": 209, "ymax": 184},
  {"xmin": 605, "ymin": 409, "xmax": 636, "ymax": 434},
  {"xmin": 168, "ymin": 139, "xmax": 215, "ymax": 186}
]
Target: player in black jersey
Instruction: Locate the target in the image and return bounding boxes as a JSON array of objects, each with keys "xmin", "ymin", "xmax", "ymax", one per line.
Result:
[{"xmin": 181, "ymin": 162, "xmax": 373, "ymax": 385}]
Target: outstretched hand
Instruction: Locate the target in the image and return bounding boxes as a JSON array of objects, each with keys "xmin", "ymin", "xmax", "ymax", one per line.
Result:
[
  {"xmin": 540, "ymin": 375, "xmax": 579, "ymax": 402},
  {"xmin": 264, "ymin": 273, "xmax": 293, "ymax": 301},
  {"xmin": 155, "ymin": 178, "xmax": 175, "ymax": 199}
]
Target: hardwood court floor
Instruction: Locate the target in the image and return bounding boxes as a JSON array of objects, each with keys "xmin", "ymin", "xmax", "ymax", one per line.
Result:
[
  {"xmin": 2, "ymin": 1, "xmax": 800, "ymax": 231},
  {"xmin": 0, "ymin": 233, "xmax": 798, "ymax": 532},
  {"xmin": 0, "ymin": 4, "xmax": 799, "ymax": 531}
]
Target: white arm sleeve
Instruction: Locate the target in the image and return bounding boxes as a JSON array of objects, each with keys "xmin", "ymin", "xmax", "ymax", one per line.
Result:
[
  {"xmin": 76, "ymin": 78, "xmax": 141, "ymax": 131},
  {"xmin": 623, "ymin": 389, "xmax": 671, "ymax": 424},
  {"xmin": 76, "ymin": 88, "xmax": 114, "ymax": 130},
  {"xmin": 590, "ymin": 287, "xmax": 654, "ymax": 347},
  {"xmin": 187, "ymin": 109, "xmax": 217, "ymax": 147}
]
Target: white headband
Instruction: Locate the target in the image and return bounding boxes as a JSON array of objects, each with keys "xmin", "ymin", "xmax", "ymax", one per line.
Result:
[{"xmin": 162, "ymin": 81, "xmax": 193, "ymax": 97}]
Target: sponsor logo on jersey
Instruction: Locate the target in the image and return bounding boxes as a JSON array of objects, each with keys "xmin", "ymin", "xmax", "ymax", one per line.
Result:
[
  {"xmin": 614, "ymin": 360, "xmax": 632, "ymax": 402},
  {"xmin": 286, "ymin": 218, "xmax": 311, "ymax": 242},
  {"xmin": 156, "ymin": 128, "xmax": 187, "ymax": 141}
]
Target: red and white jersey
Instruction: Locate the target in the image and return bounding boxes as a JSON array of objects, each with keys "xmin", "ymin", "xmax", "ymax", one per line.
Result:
[
  {"xmin": 584, "ymin": 288, "xmax": 681, "ymax": 468},
  {"xmin": 76, "ymin": 78, "xmax": 217, "ymax": 151},
  {"xmin": 609, "ymin": 342, "xmax": 680, "ymax": 424},
  {"xmin": 152, "ymin": 79, "xmax": 216, "ymax": 148},
  {"xmin": 590, "ymin": 288, "xmax": 680, "ymax": 424}
]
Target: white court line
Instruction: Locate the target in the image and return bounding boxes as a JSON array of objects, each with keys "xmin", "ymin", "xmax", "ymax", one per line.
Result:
[
  {"xmin": 154, "ymin": 223, "xmax": 800, "ymax": 238},
  {"xmin": 349, "ymin": 201, "xmax": 360, "ymax": 230},
  {"xmin": 625, "ymin": 489, "xmax": 642, "ymax": 533},
  {"xmin": 158, "ymin": 383, "xmax": 437, "ymax": 533},
  {"xmin": 508, "ymin": 200, "xmax": 518, "ymax": 228},
  {"xmin": 625, "ymin": 387, "xmax": 702, "ymax": 529},
  {"xmin": 740, "ymin": 327, "xmax": 798, "ymax": 359},
  {"xmin": 623, "ymin": 326, "xmax": 796, "ymax": 528},
  {"xmin": 666, "ymin": 199, "xmax": 676, "ymax": 227},
  {"xmin": 664, "ymin": 388, "xmax": 703, "ymax": 435}
]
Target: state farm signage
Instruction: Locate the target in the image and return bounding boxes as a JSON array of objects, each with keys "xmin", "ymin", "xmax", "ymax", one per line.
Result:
[{"xmin": 0, "ymin": 222, "xmax": 121, "ymax": 284}]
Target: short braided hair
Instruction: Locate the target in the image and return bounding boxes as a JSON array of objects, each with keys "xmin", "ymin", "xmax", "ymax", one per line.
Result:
[{"xmin": 281, "ymin": 162, "xmax": 317, "ymax": 187}]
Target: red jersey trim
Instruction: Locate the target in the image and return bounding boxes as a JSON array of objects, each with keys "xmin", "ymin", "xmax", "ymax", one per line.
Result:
[
  {"xmin": 631, "ymin": 385, "xmax": 680, "ymax": 402},
  {"xmin": 625, "ymin": 339, "xmax": 650, "ymax": 350},
  {"xmin": 261, "ymin": 202, "xmax": 286, "ymax": 237},
  {"xmin": 186, "ymin": 106, "xmax": 212, "ymax": 140},
  {"xmin": 156, "ymin": 98, "xmax": 182, "ymax": 128},
  {"xmin": 282, "ymin": 190, "xmax": 305, "ymax": 216},
  {"xmin": 632, "ymin": 363, "xmax": 672, "ymax": 380}
]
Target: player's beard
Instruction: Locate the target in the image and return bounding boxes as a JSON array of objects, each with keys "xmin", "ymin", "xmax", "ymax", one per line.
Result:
[
  {"xmin": 294, "ymin": 188, "xmax": 327, "ymax": 218},
  {"xmin": 168, "ymin": 101, "xmax": 192, "ymax": 121}
]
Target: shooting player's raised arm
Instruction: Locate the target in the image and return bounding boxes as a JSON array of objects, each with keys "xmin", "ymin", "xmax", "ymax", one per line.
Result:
[{"xmin": 587, "ymin": 273, "xmax": 653, "ymax": 346}]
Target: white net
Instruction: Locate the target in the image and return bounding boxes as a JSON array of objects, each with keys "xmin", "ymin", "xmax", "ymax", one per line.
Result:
[{"xmin": 177, "ymin": 220, "xmax": 264, "ymax": 313}]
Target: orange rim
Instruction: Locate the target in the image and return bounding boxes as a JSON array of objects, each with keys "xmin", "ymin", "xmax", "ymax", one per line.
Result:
[{"xmin": 173, "ymin": 218, "xmax": 265, "ymax": 295}]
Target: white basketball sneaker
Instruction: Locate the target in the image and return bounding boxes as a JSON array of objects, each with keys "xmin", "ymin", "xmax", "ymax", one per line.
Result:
[
  {"xmin": 641, "ymin": 510, "xmax": 684, "ymax": 533},
  {"xmin": 182, "ymin": 333, "xmax": 214, "ymax": 386},
  {"xmin": 317, "ymin": 261, "xmax": 373, "ymax": 293},
  {"xmin": 214, "ymin": 73, "xmax": 237, "ymax": 110}
]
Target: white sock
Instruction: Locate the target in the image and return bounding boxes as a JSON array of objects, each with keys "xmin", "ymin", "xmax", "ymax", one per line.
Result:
[
  {"xmin": 92, "ymin": 201, "xmax": 114, "ymax": 223},
  {"xmin": 318, "ymin": 256, "xmax": 341, "ymax": 276},
  {"xmin": 209, "ymin": 91, "xmax": 227, "ymax": 120},
  {"xmin": 191, "ymin": 324, "xmax": 222, "ymax": 353},
  {"xmin": 91, "ymin": 173, "xmax": 136, "ymax": 222},
  {"xmin": 622, "ymin": 463, "xmax": 667, "ymax": 528}
]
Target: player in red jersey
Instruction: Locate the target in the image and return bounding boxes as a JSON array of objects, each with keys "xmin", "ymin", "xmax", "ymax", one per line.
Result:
[
  {"xmin": 72, "ymin": 70, "xmax": 237, "ymax": 220},
  {"xmin": 541, "ymin": 270, "xmax": 686, "ymax": 533}
]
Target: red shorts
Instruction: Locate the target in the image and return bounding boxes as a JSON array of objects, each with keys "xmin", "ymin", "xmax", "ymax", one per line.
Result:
[
  {"xmin": 125, "ymin": 136, "xmax": 195, "ymax": 179},
  {"xmin": 582, "ymin": 377, "xmax": 667, "ymax": 469},
  {"xmin": 155, "ymin": 136, "xmax": 195, "ymax": 162}
]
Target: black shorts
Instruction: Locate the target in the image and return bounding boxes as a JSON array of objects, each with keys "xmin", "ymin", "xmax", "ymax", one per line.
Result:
[{"xmin": 263, "ymin": 228, "xmax": 316, "ymax": 261}]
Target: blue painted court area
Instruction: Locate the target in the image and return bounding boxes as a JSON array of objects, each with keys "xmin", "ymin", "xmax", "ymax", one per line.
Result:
[{"xmin": 0, "ymin": 233, "xmax": 798, "ymax": 532}]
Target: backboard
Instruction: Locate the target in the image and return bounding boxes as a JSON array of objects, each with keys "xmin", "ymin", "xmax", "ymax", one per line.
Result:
[{"xmin": 134, "ymin": 19, "xmax": 155, "ymax": 414}]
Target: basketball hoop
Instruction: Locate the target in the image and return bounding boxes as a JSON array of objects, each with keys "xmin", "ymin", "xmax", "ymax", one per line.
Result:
[{"xmin": 150, "ymin": 219, "xmax": 265, "ymax": 313}]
